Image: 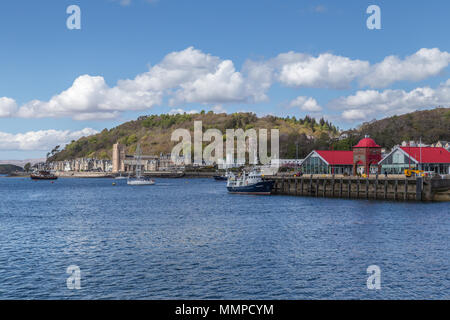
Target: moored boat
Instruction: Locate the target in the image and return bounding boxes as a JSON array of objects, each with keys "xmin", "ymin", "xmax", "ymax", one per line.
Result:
[
  {"xmin": 30, "ymin": 170, "xmax": 58, "ymax": 180},
  {"xmin": 213, "ymin": 171, "xmax": 231, "ymax": 181},
  {"xmin": 127, "ymin": 144, "xmax": 155, "ymax": 186},
  {"xmin": 226, "ymin": 169, "xmax": 274, "ymax": 195}
]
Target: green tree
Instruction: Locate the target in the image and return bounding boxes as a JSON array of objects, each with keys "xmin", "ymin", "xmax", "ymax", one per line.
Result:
[
  {"xmin": 24, "ymin": 163, "xmax": 31, "ymax": 172},
  {"xmin": 126, "ymin": 134, "xmax": 138, "ymax": 146}
]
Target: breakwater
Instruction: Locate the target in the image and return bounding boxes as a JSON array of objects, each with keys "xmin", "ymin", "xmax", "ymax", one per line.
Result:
[{"xmin": 264, "ymin": 175, "xmax": 450, "ymax": 201}]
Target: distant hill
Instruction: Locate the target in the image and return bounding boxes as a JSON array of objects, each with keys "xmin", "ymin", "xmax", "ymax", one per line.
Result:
[
  {"xmin": 49, "ymin": 112, "xmax": 339, "ymax": 161},
  {"xmin": 0, "ymin": 159, "xmax": 45, "ymax": 167},
  {"xmin": 49, "ymin": 108, "xmax": 450, "ymax": 162},
  {"xmin": 0, "ymin": 164, "xmax": 24, "ymax": 174},
  {"xmin": 332, "ymin": 108, "xmax": 450, "ymax": 151}
]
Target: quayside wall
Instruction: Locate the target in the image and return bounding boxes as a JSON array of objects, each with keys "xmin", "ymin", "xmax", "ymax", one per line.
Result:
[{"xmin": 263, "ymin": 175, "xmax": 450, "ymax": 201}]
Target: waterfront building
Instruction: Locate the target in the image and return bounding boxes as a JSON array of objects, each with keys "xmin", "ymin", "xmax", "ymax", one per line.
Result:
[
  {"xmin": 112, "ymin": 142, "xmax": 184, "ymax": 173},
  {"xmin": 352, "ymin": 137, "xmax": 382, "ymax": 175},
  {"xmin": 271, "ymin": 159, "xmax": 304, "ymax": 168},
  {"xmin": 301, "ymin": 137, "xmax": 382, "ymax": 175},
  {"xmin": 48, "ymin": 158, "xmax": 113, "ymax": 172},
  {"xmin": 400, "ymin": 140, "xmax": 431, "ymax": 148},
  {"xmin": 379, "ymin": 146, "xmax": 450, "ymax": 174},
  {"xmin": 431, "ymin": 141, "xmax": 450, "ymax": 151},
  {"xmin": 301, "ymin": 150, "xmax": 353, "ymax": 174}
]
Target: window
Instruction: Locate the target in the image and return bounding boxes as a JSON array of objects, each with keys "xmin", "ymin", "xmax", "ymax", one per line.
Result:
[{"xmin": 393, "ymin": 151, "xmax": 404, "ymax": 164}]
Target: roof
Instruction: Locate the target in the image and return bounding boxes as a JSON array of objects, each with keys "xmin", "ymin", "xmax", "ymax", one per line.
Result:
[
  {"xmin": 353, "ymin": 137, "xmax": 381, "ymax": 148},
  {"xmin": 315, "ymin": 150, "xmax": 354, "ymax": 165},
  {"xmin": 400, "ymin": 147, "xmax": 450, "ymax": 163}
]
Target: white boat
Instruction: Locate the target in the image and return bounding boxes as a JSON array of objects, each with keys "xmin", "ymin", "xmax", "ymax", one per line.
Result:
[
  {"xmin": 127, "ymin": 178, "xmax": 155, "ymax": 186},
  {"xmin": 127, "ymin": 144, "xmax": 155, "ymax": 186},
  {"xmin": 115, "ymin": 174, "xmax": 127, "ymax": 180}
]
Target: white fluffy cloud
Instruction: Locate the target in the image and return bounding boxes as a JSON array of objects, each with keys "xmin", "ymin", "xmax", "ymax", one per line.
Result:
[
  {"xmin": 1, "ymin": 47, "xmax": 450, "ymax": 121},
  {"xmin": 171, "ymin": 60, "xmax": 249, "ymax": 105},
  {"xmin": 168, "ymin": 108, "xmax": 198, "ymax": 115},
  {"xmin": 15, "ymin": 74, "xmax": 162, "ymax": 120},
  {"xmin": 332, "ymin": 79, "xmax": 450, "ymax": 121},
  {"xmin": 276, "ymin": 52, "xmax": 370, "ymax": 89},
  {"xmin": 0, "ymin": 97, "xmax": 17, "ymax": 117},
  {"xmin": 360, "ymin": 48, "xmax": 450, "ymax": 88},
  {"xmin": 245, "ymin": 48, "xmax": 450, "ymax": 91},
  {"xmin": 0, "ymin": 128, "xmax": 98, "ymax": 151},
  {"xmin": 290, "ymin": 96, "xmax": 323, "ymax": 112},
  {"xmin": 4, "ymin": 47, "xmax": 262, "ymax": 120}
]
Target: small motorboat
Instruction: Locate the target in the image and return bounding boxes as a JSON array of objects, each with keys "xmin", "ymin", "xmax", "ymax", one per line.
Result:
[
  {"xmin": 127, "ymin": 177, "xmax": 155, "ymax": 185},
  {"xmin": 213, "ymin": 171, "xmax": 231, "ymax": 181},
  {"xmin": 30, "ymin": 170, "xmax": 58, "ymax": 180}
]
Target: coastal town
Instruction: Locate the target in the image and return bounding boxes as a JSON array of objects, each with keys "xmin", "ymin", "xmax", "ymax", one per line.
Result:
[
  {"xmin": 26, "ymin": 138, "xmax": 450, "ymax": 177},
  {"xmin": 1, "ymin": 0, "xmax": 450, "ymax": 303}
]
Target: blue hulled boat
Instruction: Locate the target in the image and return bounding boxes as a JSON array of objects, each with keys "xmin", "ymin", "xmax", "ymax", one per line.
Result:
[{"xmin": 226, "ymin": 170, "xmax": 274, "ymax": 195}]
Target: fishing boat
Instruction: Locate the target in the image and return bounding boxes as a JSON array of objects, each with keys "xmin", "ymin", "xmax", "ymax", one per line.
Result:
[
  {"xmin": 127, "ymin": 144, "xmax": 155, "ymax": 186},
  {"xmin": 30, "ymin": 170, "xmax": 58, "ymax": 180},
  {"xmin": 226, "ymin": 169, "xmax": 274, "ymax": 195},
  {"xmin": 213, "ymin": 171, "xmax": 230, "ymax": 181}
]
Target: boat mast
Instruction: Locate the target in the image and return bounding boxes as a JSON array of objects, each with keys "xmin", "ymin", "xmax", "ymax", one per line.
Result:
[{"xmin": 135, "ymin": 143, "xmax": 142, "ymax": 179}]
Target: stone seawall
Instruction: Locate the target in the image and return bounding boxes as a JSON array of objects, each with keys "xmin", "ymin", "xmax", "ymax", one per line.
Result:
[
  {"xmin": 264, "ymin": 175, "xmax": 450, "ymax": 201},
  {"xmin": 56, "ymin": 171, "xmax": 114, "ymax": 178}
]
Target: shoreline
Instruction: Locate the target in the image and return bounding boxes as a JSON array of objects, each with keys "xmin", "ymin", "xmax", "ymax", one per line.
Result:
[{"xmin": 3, "ymin": 171, "xmax": 219, "ymax": 179}]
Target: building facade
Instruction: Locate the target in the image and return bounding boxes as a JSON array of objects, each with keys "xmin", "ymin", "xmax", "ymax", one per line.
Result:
[
  {"xmin": 379, "ymin": 146, "xmax": 450, "ymax": 174},
  {"xmin": 352, "ymin": 137, "xmax": 382, "ymax": 175},
  {"xmin": 301, "ymin": 150, "xmax": 353, "ymax": 174},
  {"xmin": 112, "ymin": 142, "xmax": 184, "ymax": 173}
]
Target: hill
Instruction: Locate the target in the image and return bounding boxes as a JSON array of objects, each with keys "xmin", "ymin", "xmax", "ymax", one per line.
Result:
[
  {"xmin": 333, "ymin": 107, "xmax": 450, "ymax": 150},
  {"xmin": 50, "ymin": 108, "xmax": 450, "ymax": 162},
  {"xmin": 0, "ymin": 164, "xmax": 24, "ymax": 174},
  {"xmin": 49, "ymin": 112, "xmax": 339, "ymax": 161}
]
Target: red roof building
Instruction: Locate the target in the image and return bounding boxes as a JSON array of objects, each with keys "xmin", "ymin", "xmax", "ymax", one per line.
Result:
[
  {"xmin": 379, "ymin": 146, "xmax": 450, "ymax": 174},
  {"xmin": 301, "ymin": 138, "xmax": 450, "ymax": 175},
  {"xmin": 399, "ymin": 147, "xmax": 450, "ymax": 163},
  {"xmin": 353, "ymin": 137, "xmax": 381, "ymax": 148},
  {"xmin": 301, "ymin": 150, "xmax": 354, "ymax": 174},
  {"xmin": 315, "ymin": 150, "xmax": 354, "ymax": 165},
  {"xmin": 353, "ymin": 137, "xmax": 382, "ymax": 176}
]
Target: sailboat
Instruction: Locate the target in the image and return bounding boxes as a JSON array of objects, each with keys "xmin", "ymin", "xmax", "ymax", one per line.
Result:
[{"xmin": 127, "ymin": 144, "xmax": 155, "ymax": 186}]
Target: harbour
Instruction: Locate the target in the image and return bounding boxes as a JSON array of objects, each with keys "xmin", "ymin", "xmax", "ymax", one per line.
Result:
[
  {"xmin": 0, "ymin": 177, "xmax": 448, "ymax": 299},
  {"xmin": 265, "ymin": 175, "xmax": 450, "ymax": 201}
]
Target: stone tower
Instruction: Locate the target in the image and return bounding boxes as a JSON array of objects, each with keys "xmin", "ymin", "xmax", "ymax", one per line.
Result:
[{"xmin": 112, "ymin": 143, "xmax": 125, "ymax": 173}]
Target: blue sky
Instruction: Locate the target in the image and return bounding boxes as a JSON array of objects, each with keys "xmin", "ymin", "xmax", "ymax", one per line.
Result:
[{"xmin": 0, "ymin": 0, "xmax": 449, "ymax": 159}]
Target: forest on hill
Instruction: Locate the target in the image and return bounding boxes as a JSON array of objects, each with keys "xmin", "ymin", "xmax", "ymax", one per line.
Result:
[
  {"xmin": 49, "ymin": 112, "xmax": 339, "ymax": 161},
  {"xmin": 49, "ymin": 107, "xmax": 450, "ymax": 162},
  {"xmin": 332, "ymin": 107, "xmax": 450, "ymax": 150}
]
